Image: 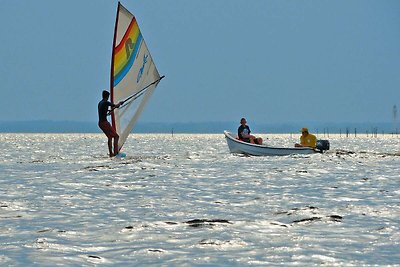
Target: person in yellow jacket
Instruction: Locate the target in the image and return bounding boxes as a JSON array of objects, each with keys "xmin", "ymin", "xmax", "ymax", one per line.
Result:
[{"xmin": 295, "ymin": 127, "xmax": 317, "ymax": 148}]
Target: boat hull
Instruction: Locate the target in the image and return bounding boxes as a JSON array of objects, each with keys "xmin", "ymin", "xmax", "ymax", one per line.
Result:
[{"xmin": 224, "ymin": 131, "xmax": 316, "ymax": 156}]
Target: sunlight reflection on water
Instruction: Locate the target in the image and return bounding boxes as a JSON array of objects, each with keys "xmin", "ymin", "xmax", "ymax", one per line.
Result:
[{"xmin": 0, "ymin": 133, "xmax": 399, "ymax": 265}]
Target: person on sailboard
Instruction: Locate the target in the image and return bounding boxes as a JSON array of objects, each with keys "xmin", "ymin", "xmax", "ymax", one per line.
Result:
[
  {"xmin": 238, "ymin": 118, "xmax": 263, "ymax": 145},
  {"xmin": 98, "ymin": 90, "xmax": 122, "ymax": 157},
  {"xmin": 295, "ymin": 127, "xmax": 317, "ymax": 148}
]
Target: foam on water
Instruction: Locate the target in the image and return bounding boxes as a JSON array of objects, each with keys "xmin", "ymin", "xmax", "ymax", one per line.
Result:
[{"xmin": 0, "ymin": 133, "xmax": 399, "ymax": 266}]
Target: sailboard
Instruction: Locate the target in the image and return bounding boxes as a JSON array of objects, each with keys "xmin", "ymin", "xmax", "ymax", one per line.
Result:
[{"xmin": 110, "ymin": 2, "xmax": 164, "ymax": 152}]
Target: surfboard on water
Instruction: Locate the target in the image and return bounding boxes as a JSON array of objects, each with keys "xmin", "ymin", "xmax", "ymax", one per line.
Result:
[
  {"xmin": 109, "ymin": 2, "xmax": 164, "ymax": 156},
  {"xmin": 115, "ymin": 153, "xmax": 127, "ymax": 158}
]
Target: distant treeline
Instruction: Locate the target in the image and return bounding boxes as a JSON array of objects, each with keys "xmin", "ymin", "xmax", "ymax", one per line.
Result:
[{"xmin": 0, "ymin": 120, "xmax": 398, "ymax": 134}]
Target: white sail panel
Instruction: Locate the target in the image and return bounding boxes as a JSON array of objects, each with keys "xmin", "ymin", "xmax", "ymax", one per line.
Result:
[{"xmin": 110, "ymin": 3, "xmax": 162, "ymax": 150}]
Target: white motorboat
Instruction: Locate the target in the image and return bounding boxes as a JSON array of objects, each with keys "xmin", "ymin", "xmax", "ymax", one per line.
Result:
[{"xmin": 224, "ymin": 131, "xmax": 328, "ymax": 156}]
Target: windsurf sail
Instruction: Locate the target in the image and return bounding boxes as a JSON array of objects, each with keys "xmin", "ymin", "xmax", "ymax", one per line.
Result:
[{"xmin": 110, "ymin": 2, "xmax": 164, "ymax": 151}]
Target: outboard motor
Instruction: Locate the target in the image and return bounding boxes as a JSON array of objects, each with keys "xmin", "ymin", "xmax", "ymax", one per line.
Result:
[{"xmin": 316, "ymin": 139, "xmax": 330, "ymax": 152}]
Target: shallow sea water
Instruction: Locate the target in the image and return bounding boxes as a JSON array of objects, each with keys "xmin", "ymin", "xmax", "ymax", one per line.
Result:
[{"xmin": 0, "ymin": 133, "xmax": 399, "ymax": 266}]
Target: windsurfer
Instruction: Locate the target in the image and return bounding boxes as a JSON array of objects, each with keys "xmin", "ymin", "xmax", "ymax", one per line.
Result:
[
  {"xmin": 98, "ymin": 90, "xmax": 122, "ymax": 157},
  {"xmin": 295, "ymin": 127, "xmax": 317, "ymax": 148},
  {"xmin": 238, "ymin": 118, "xmax": 263, "ymax": 145}
]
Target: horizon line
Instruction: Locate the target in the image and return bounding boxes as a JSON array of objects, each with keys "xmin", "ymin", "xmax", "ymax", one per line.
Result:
[{"xmin": 0, "ymin": 120, "xmax": 398, "ymax": 134}]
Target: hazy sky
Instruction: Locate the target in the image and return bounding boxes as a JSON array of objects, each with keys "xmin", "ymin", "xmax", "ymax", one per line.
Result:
[{"xmin": 0, "ymin": 0, "xmax": 399, "ymax": 124}]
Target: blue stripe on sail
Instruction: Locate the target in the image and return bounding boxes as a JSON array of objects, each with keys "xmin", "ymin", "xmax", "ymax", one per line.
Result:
[{"xmin": 114, "ymin": 34, "xmax": 143, "ymax": 87}]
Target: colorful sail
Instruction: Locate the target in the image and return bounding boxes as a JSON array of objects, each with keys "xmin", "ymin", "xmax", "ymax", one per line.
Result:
[{"xmin": 110, "ymin": 2, "xmax": 163, "ymax": 151}]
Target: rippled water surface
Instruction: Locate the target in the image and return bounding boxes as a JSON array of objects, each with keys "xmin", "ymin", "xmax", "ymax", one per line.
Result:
[{"xmin": 1, "ymin": 133, "xmax": 399, "ymax": 266}]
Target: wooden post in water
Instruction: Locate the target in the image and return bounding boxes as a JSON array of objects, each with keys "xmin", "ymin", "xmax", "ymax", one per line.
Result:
[
  {"xmin": 393, "ymin": 105, "xmax": 397, "ymax": 136},
  {"xmin": 354, "ymin": 128, "xmax": 357, "ymax": 137}
]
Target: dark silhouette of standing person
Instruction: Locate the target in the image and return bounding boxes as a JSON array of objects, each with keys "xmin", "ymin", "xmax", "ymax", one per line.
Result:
[{"xmin": 98, "ymin": 90, "xmax": 122, "ymax": 157}]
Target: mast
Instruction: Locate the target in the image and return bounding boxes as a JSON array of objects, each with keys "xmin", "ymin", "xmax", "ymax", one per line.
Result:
[{"xmin": 110, "ymin": 2, "xmax": 121, "ymax": 131}]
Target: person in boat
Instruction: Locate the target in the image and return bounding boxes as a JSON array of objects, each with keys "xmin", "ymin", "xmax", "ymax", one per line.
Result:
[
  {"xmin": 295, "ymin": 127, "xmax": 317, "ymax": 148},
  {"xmin": 98, "ymin": 90, "xmax": 122, "ymax": 157},
  {"xmin": 238, "ymin": 118, "xmax": 263, "ymax": 145}
]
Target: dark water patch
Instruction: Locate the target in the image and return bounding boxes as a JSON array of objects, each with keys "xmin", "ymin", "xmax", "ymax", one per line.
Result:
[
  {"xmin": 291, "ymin": 217, "xmax": 322, "ymax": 224},
  {"xmin": 186, "ymin": 219, "xmax": 231, "ymax": 224},
  {"xmin": 86, "ymin": 168, "xmax": 99, "ymax": 172},
  {"xmin": 120, "ymin": 159, "xmax": 143, "ymax": 165},
  {"xmin": 37, "ymin": 228, "xmax": 52, "ymax": 233},
  {"xmin": 31, "ymin": 160, "xmax": 45, "ymax": 163},
  {"xmin": 280, "ymin": 206, "xmax": 342, "ymax": 225},
  {"xmin": 185, "ymin": 219, "xmax": 232, "ymax": 228},
  {"xmin": 124, "ymin": 224, "xmax": 152, "ymax": 230},
  {"xmin": 33, "ymin": 238, "xmax": 48, "ymax": 249},
  {"xmin": 35, "ymin": 238, "xmax": 46, "ymax": 244},
  {"xmin": 165, "ymin": 221, "xmax": 178, "ymax": 225},
  {"xmin": 270, "ymin": 222, "xmax": 289, "ymax": 228},
  {"xmin": 276, "ymin": 206, "xmax": 319, "ymax": 216},
  {"xmin": 291, "ymin": 215, "xmax": 343, "ymax": 224},
  {"xmin": 375, "ymin": 152, "xmax": 400, "ymax": 157},
  {"xmin": 121, "ymin": 155, "xmax": 169, "ymax": 163},
  {"xmin": 382, "ymin": 152, "xmax": 400, "ymax": 157},
  {"xmin": 199, "ymin": 239, "xmax": 219, "ymax": 245},
  {"xmin": 83, "ymin": 165, "xmax": 111, "ymax": 171},
  {"xmin": 336, "ymin": 150, "xmax": 356, "ymax": 155},
  {"xmin": 148, "ymin": 249, "xmax": 164, "ymax": 253},
  {"xmin": 88, "ymin": 255, "xmax": 102, "ymax": 259},
  {"xmin": 336, "ymin": 149, "xmax": 400, "ymax": 158},
  {"xmin": 234, "ymin": 153, "xmax": 251, "ymax": 157},
  {"xmin": 1, "ymin": 215, "xmax": 22, "ymax": 219},
  {"xmin": 291, "ymin": 206, "xmax": 318, "ymax": 210},
  {"xmin": 328, "ymin": 215, "xmax": 343, "ymax": 222},
  {"xmin": 199, "ymin": 239, "xmax": 227, "ymax": 246},
  {"xmin": 360, "ymin": 151, "xmax": 400, "ymax": 157}
]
